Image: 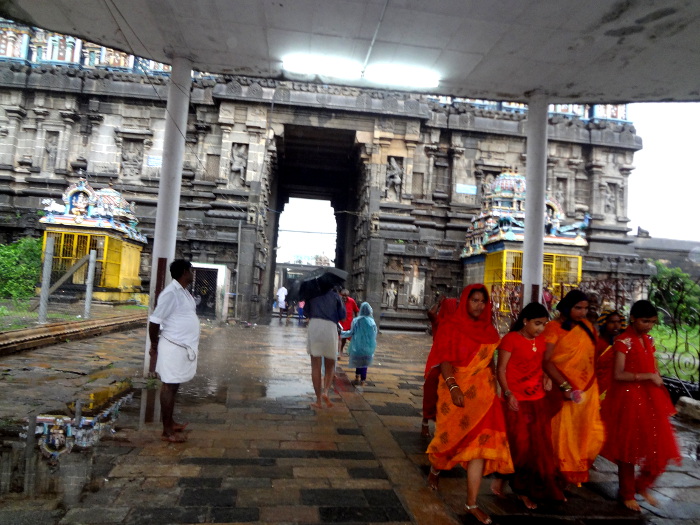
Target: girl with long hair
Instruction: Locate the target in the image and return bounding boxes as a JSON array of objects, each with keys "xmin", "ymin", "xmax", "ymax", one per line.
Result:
[{"xmin": 493, "ymin": 302, "xmax": 566, "ymax": 508}]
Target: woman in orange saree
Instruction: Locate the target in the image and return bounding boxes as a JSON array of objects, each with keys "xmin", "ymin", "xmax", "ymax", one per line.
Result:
[
  {"xmin": 543, "ymin": 289, "xmax": 605, "ymax": 485},
  {"xmin": 426, "ymin": 284, "xmax": 513, "ymax": 524}
]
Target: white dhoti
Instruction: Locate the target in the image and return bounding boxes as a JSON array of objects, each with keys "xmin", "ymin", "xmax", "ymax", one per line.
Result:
[
  {"xmin": 155, "ymin": 338, "xmax": 198, "ymax": 384},
  {"xmin": 307, "ymin": 318, "xmax": 338, "ymax": 360}
]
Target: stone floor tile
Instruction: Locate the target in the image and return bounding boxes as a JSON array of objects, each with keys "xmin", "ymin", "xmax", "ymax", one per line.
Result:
[
  {"xmin": 178, "ymin": 487, "xmax": 236, "ymax": 507},
  {"xmin": 294, "ymin": 466, "xmax": 351, "ymax": 479},
  {"xmin": 208, "ymin": 506, "xmax": 260, "ymax": 523},
  {"xmin": 123, "ymin": 506, "xmax": 209, "ymax": 524},
  {"xmin": 259, "ymin": 504, "xmax": 320, "ymax": 523},
  {"xmin": 236, "ymin": 487, "xmax": 301, "ymax": 506},
  {"xmin": 59, "ymin": 506, "xmax": 129, "ymax": 523}
]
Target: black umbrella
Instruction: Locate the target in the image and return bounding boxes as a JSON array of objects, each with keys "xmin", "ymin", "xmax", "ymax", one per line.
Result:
[{"xmin": 298, "ymin": 267, "xmax": 348, "ymax": 302}]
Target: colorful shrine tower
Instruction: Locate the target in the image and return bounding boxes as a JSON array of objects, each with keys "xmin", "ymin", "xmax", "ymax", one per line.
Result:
[
  {"xmin": 462, "ymin": 171, "xmax": 588, "ymax": 309},
  {"xmin": 39, "ymin": 179, "xmax": 147, "ymax": 302}
]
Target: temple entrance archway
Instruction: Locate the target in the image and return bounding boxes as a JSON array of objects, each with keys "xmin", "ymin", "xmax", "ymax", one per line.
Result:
[{"xmin": 263, "ymin": 125, "xmax": 362, "ymax": 318}]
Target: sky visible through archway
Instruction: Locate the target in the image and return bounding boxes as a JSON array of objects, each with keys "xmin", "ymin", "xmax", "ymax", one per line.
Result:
[{"xmin": 275, "ymin": 103, "xmax": 698, "ymax": 264}]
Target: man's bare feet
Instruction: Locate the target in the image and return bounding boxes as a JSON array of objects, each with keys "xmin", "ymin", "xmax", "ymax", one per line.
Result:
[
  {"xmin": 172, "ymin": 422, "xmax": 189, "ymax": 432},
  {"xmin": 640, "ymin": 490, "xmax": 659, "ymax": 507},
  {"xmin": 310, "ymin": 401, "xmax": 323, "ymax": 409},
  {"xmin": 490, "ymin": 478, "xmax": 505, "ymax": 497},
  {"xmin": 623, "ymin": 499, "xmax": 641, "ymax": 511},
  {"xmin": 464, "ymin": 504, "xmax": 492, "ymax": 524},
  {"xmin": 161, "ymin": 433, "xmax": 187, "ymax": 443},
  {"xmin": 428, "ymin": 467, "xmax": 440, "ymax": 490},
  {"xmin": 321, "ymin": 393, "xmax": 334, "ymax": 407},
  {"xmin": 518, "ymin": 494, "xmax": 537, "ymax": 509}
]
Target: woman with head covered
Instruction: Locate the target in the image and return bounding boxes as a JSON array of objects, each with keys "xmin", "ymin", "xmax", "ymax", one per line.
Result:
[
  {"xmin": 426, "ymin": 284, "xmax": 513, "ymax": 524},
  {"xmin": 542, "ymin": 289, "xmax": 605, "ymax": 485}
]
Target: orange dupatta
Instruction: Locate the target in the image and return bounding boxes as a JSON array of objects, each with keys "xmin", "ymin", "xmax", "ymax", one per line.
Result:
[
  {"xmin": 427, "ymin": 343, "xmax": 513, "ymax": 476},
  {"xmin": 543, "ymin": 319, "xmax": 605, "ymax": 484}
]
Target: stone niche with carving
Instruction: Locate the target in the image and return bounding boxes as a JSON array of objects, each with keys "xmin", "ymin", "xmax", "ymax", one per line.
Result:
[{"xmin": 114, "ymin": 128, "xmax": 153, "ymax": 178}]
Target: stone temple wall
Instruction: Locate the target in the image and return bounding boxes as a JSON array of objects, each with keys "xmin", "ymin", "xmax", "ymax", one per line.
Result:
[{"xmin": 0, "ymin": 63, "xmax": 647, "ymax": 326}]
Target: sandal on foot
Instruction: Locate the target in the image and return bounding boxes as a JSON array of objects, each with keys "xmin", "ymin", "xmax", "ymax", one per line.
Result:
[
  {"xmin": 622, "ymin": 499, "xmax": 641, "ymax": 512},
  {"xmin": 464, "ymin": 504, "xmax": 492, "ymax": 524},
  {"xmin": 420, "ymin": 421, "xmax": 432, "ymax": 438},
  {"xmin": 172, "ymin": 422, "xmax": 189, "ymax": 432},
  {"xmin": 640, "ymin": 490, "xmax": 659, "ymax": 507},
  {"xmin": 428, "ymin": 467, "xmax": 440, "ymax": 490},
  {"xmin": 161, "ymin": 434, "xmax": 187, "ymax": 443}
]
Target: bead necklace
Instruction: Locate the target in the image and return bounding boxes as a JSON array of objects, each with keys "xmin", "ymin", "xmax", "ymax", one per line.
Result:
[{"xmin": 519, "ymin": 329, "xmax": 537, "ymax": 352}]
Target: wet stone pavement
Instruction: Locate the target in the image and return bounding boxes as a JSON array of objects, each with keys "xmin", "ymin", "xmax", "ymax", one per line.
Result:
[{"xmin": 0, "ymin": 321, "xmax": 699, "ymax": 524}]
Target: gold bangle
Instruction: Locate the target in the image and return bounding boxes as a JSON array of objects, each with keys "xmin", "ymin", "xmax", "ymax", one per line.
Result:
[
  {"xmin": 449, "ymin": 384, "xmax": 461, "ymax": 392},
  {"xmin": 445, "ymin": 376, "xmax": 455, "ymax": 382}
]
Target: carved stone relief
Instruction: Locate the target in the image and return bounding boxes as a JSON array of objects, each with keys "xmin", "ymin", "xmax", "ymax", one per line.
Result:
[
  {"xmin": 230, "ymin": 143, "xmax": 248, "ymax": 184},
  {"xmin": 604, "ymin": 182, "xmax": 617, "ymax": 215},
  {"xmin": 121, "ymin": 138, "xmax": 144, "ymax": 177},
  {"xmin": 385, "ymin": 157, "xmax": 403, "ymax": 200},
  {"xmin": 43, "ymin": 130, "xmax": 58, "ymax": 172}
]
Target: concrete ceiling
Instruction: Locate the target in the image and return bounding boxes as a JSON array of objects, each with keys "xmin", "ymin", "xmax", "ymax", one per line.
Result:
[{"xmin": 2, "ymin": 0, "xmax": 699, "ymax": 103}]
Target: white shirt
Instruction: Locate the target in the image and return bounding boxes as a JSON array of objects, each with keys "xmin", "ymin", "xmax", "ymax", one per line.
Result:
[
  {"xmin": 277, "ymin": 286, "xmax": 288, "ymax": 302},
  {"xmin": 150, "ymin": 279, "xmax": 200, "ymax": 350}
]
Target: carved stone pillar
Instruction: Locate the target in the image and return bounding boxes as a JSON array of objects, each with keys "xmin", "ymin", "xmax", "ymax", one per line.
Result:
[
  {"xmin": 424, "ymin": 145, "xmax": 438, "ymax": 200},
  {"xmin": 57, "ymin": 111, "xmax": 79, "ymax": 172},
  {"xmin": 450, "ymin": 146, "xmax": 466, "ymax": 203},
  {"xmin": 587, "ymin": 161, "xmax": 605, "ymax": 219},
  {"xmin": 1, "ymin": 106, "xmax": 25, "ymax": 168},
  {"xmin": 618, "ymin": 165, "xmax": 633, "ymax": 221},
  {"xmin": 195, "ymin": 123, "xmax": 210, "ymax": 179},
  {"xmin": 403, "ymin": 141, "xmax": 416, "ymax": 198},
  {"xmin": 32, "ymin": 108, "xmax": 49, "ymax": 170},
  {"xmin": 219, "ymin": 125, "xmax": 233, "ymax": 184}
]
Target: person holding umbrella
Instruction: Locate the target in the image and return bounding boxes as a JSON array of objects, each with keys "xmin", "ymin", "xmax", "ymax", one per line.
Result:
[{"xmin": 303, "ymin": 272, "xmax": 347, "ymax": 409}]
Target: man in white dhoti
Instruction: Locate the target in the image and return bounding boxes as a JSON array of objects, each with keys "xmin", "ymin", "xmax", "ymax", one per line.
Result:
[{"xmin": 148, "ymin": 260, "xmax": 199, "ymax": 442}]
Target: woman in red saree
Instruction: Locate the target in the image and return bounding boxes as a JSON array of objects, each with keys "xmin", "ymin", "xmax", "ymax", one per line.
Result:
[
  {"xmin": 543, "ymin": 289, "xmax": 605, "ymax": 485},
  {"xmin": 595, "ymin": 309, "xmax": 625, "ymax": 406},
  {"xmin": 601, "ymin": 300, "xmax": 680, "ymax": 511},
  {"xmin": 494, "ymin": 302, "xmax": 566, "ymax": 508},
  {"xmin": 426, "ymin": 284, "xmax": 513, "ymax": 524},
  {"xmin": 421, "ymin": 296, "xmax": 458, "ymax": 437}
]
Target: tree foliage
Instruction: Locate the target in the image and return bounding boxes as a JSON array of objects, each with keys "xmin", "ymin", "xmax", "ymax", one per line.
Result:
[
  {"xmin": 0, "ymin": 237, "xmax": 43, "ymax": 299},
  {"xmin": 648, "ymin": 261, "xmax": 700, "ymax": 327}
]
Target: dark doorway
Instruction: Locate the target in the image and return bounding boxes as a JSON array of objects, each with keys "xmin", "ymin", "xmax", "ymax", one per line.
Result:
[{"xmin": 191, "ymin": 267, "xmax": 217, "ymax": 318}]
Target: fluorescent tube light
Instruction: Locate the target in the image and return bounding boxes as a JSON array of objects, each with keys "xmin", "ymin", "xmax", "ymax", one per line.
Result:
[{"xmin": 282, "ymin": 54, "xmax": 362, "ymax": 80}]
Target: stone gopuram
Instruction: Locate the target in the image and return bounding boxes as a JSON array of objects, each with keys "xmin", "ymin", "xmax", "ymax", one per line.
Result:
[{"xmin": 0, "ymin": 24, "xmax": 650, "ymax": 328}]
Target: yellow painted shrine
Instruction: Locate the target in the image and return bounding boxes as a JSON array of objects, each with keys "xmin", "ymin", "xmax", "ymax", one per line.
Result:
[{"xmin": 39, "ymin": 179, "xmax": 147, "ymax": 303}]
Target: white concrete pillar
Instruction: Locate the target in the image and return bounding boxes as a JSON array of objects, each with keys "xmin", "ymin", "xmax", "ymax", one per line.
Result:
[
  {"xmin": 522, "ymin": 92, "xmax": 548, "ymax": 305},
  {"xmin": 144, "ymin": 57, "xmax": 192, "ymax": 374}
]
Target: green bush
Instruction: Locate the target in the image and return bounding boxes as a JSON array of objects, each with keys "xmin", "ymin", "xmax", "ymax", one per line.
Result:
[{"xmin": 0, "ymin": 237, "xmax": 43, "ymax": 299}]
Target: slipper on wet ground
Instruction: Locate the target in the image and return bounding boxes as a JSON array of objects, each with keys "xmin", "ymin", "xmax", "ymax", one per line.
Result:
[{"xmin": 161, "ymin": 434, "xmax": 187, "ymax": 443}]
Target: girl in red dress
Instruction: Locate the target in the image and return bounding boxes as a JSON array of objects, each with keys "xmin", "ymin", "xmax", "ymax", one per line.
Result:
[
  {"xmin": 601, "ymin": 300, "xmax": 681, "ymax": 511},
  {"xmin": 493, "ymin": 302, "xmax": 566, "ymax": 508}
]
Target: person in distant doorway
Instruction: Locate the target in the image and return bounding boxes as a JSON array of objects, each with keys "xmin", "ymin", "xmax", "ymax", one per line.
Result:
[
  {"xmin": 276, "ymin": 285, "xmax": 288, "ymax": 317},
  {"xmin": 148, "ymin": 260, "xmax": 199, "ymax": 443},
  {"xmin": 339, "ymin": 289, "xmax": 359, "ymax": 356},
  {"xmin": 306, "ymin": 287, "xmax": 346, "ymax": 409}
]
